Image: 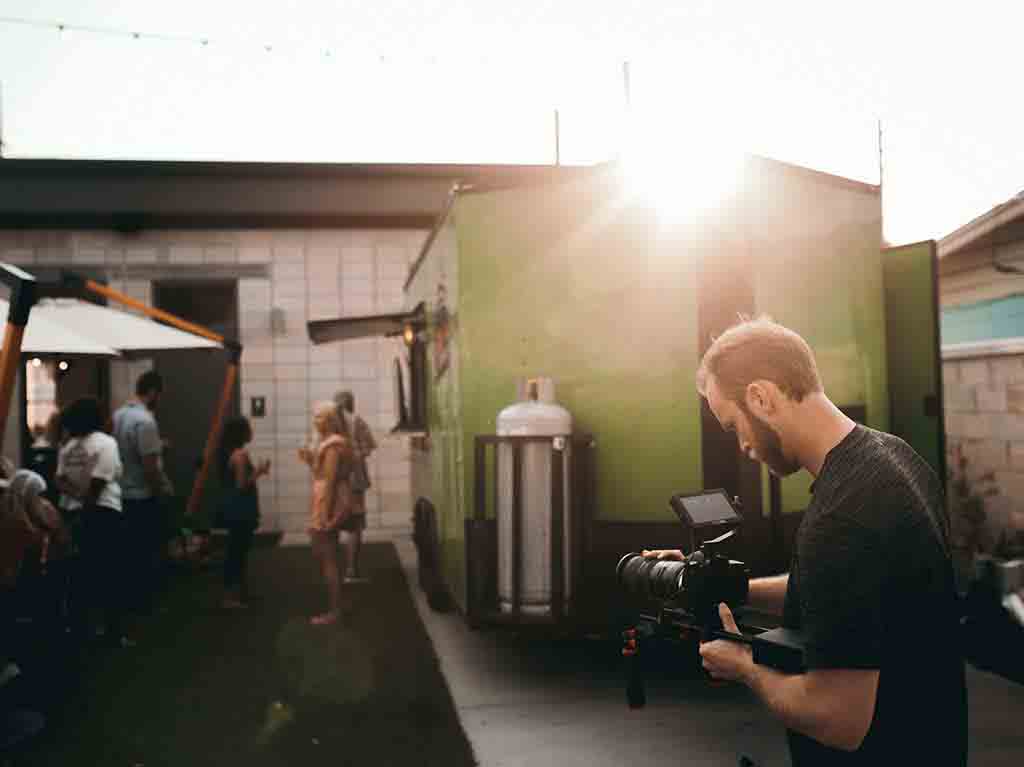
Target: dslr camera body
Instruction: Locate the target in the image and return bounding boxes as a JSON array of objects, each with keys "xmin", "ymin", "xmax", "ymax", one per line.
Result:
[
  {"xmin": 616, "ymin": 490, "xmax": 804, "ymax": 707},
  {"xmin": 618, "ymin": 488, "xmax": 750, "ymax": 632}
]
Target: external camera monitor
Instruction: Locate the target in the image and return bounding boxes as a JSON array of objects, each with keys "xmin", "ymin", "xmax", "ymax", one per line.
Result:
[{"xmin": 669, "ymin": 489, "xmax": 742, "ymax": 531}]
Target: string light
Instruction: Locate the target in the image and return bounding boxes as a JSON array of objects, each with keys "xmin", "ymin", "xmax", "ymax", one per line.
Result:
[
  {"xmin": 0, "ymin": 14, "xmax": 413, "ymax": 62},
  {"xmin": 1, "ymin": 15, "xmax": 210, "ymax": 48},
  {"xmin": 0, "ymin": 13, "xmax": 609, "ymax": 70}
]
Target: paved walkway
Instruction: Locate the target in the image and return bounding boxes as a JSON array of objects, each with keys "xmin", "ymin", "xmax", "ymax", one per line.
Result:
[
  {"xmin": 391, "ymin": 535, "xmax": 789, "ymax": 767},
  {"xmin": 389, "ymin": 534, "xmax": 1024, "ymax": 767}
]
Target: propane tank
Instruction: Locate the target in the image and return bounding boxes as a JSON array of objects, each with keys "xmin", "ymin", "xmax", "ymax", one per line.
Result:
[{"xmin": 496, "ymin": 377, "xmax": 573, "ymax": 616}]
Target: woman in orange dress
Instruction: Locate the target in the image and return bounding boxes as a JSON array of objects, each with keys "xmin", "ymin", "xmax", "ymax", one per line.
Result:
[{"xmin": 304, "ymin": 401, "xmax": 355, "ymax": 625}]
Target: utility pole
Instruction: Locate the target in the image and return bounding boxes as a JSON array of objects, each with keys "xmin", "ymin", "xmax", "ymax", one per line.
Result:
[
  {"xmin": 616, "ymin": 60, "xmax": 632, "ymax": 161},
  {"xmin": 553, "ymin": 109, "xmax": 561, "ymax": 166},
  {"xmin": 878, "ymin": 118, "xmax": 884, "ymax": 243},
  {"xmin": 622, "ymin": 60, "xmax": 631, "ymax": 111},
  {"xmin": 877, "ymin": 118, "xmax": 884, "ymax": 187}
]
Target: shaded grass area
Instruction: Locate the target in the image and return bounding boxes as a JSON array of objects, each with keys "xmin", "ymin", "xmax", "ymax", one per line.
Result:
[{"xmin": 19, "ymin": 543, "xmax": 476, "ymax": 767}]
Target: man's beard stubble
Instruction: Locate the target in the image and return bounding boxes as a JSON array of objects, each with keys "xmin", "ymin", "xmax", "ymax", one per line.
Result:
[{"xmin": 745, "ymin": 407, "xmax": 801, "ymax": 477}]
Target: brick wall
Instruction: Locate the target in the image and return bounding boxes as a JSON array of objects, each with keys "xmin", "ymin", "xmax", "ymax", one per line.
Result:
[
  {"xmin": 943, "ymin": 354, "xmax": 1024, "ymax": 549},
  {"xmin": 1, "ymin": 228, "xmax": 425, "ymax": 539}
]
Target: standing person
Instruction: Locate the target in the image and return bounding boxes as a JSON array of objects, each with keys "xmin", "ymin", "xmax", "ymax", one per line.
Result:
[
  {"xmin": 55, "ymin": 397, "xmax": 127, "ymax": 647},
  {"xmin": 334, "ymin": 390, "xmax": 377, "ymax": 584},
  {"xmin": 111, "ymin": 371, "xmax": 167, "ymax": 614},
  {"xmin": 217, "ymin": 416, "xmax": 270, "ymax": 609},
  {"xmin": 302, "ymin": 401, "xmax": 354, "ymax": 626},
  {"xmin": 644, "ymin": 317, "xmax": 966, "ymax": 766}
]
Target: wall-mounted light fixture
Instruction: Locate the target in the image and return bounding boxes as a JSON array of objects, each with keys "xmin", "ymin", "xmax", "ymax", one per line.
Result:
[{"xmin": 403, "ymin": 322, "xmax": 417, "ymax": 347}]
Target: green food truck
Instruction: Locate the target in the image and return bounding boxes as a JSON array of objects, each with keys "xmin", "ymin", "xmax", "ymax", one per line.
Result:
[{"xmin": 308, "ymin": 156, "xmax": 943, "ymax": 633}]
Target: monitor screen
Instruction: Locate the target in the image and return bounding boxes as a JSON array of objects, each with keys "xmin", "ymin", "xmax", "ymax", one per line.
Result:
[{"xmin": 670, "ymin": 490, "xmax": 741, "ymax": 528}]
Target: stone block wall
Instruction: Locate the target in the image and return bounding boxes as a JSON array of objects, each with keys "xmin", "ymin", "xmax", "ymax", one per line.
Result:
[{"xmin": 943, "ymin": 354, "xmax": 1024, "ymax": 550}]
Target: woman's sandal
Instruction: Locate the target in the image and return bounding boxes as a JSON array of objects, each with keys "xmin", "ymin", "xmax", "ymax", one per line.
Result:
[{"xmin": 310, "ymin": 612, "xmax": 339, "ymax": 626}]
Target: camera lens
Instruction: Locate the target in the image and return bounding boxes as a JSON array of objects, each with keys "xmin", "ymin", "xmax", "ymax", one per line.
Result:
[{"xmin": 616, "ymin": 553, "xmax": 686, "ymax": 602}]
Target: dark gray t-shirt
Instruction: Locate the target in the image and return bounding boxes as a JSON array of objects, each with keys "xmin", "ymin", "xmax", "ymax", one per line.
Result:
[{"xmin": 783, "ymin": 425, "xmax": 966, "ymax": 766}]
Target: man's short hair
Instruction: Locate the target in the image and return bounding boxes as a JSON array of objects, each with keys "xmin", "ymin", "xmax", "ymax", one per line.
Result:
[
  {"xmin": 696, "ymin": 316, "xmax": 823, "ymax": 404},
  {"xmin": 136, "ymin": 370, "xmax": 164, "ymax": 397},
  {"xmin": 334, "ymin": 390, "xmax": 355, "ymax": 413}
]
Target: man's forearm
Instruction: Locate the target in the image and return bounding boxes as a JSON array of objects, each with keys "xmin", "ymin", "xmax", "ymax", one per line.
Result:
[
  {"xmin": 747, "ymin": 574, "xmax": 789, "ymax": 614},
  {"xmin": 744, "ymin": 665, "xmax": 874, "ymax": 752},
  {"xmin": 746, "ymin": 665, "xmax": 825, "ymax": 744}
]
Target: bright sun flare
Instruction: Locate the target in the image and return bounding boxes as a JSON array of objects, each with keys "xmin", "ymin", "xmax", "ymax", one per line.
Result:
[{"xmin": 621, "ymin": 118, "xmax": 746, "ymax": 222}]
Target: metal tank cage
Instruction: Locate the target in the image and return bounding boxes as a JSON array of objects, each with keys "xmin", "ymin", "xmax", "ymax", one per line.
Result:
[{"xmin": 467, "ymin": 432, "xmax": 595, "ymax": 627}]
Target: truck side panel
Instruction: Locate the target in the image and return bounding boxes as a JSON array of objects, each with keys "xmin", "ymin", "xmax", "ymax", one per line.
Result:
[
  {"xmin": 406, "ymin": 211, "xmax": 469, "ymax": 606},
  {"xmin": 747, "ymin": 164, "xmax": 888, "ymax": 519},
  {"xmin": 412, "ymin": 160, "xmax": 890, "ymax": 610},
  {"xmin": 451, "ymin": 175, "xmax": 704, "ymax": 609}
]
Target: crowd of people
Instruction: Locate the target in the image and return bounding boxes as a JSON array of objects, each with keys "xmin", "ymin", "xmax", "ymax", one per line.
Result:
[{"xmin": 0, "ymin": 370, "xmax": 378, "ymax": 756}]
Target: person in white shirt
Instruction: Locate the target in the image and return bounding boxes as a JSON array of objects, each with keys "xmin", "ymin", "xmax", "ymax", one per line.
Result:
[{"xmin": 56, "ymin": 397, "xmax": 129, "ymax": 647}]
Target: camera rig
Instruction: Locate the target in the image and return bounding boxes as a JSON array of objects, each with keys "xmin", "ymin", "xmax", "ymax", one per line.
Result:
[{"xmin": 616, "ymin": 489, "xmax": 806, "ymax": 708}]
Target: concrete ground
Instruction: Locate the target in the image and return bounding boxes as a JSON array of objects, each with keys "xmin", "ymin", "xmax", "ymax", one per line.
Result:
[{"xmin": 386, "ymin": 534, "xmax": 1024, "ymax": 767}]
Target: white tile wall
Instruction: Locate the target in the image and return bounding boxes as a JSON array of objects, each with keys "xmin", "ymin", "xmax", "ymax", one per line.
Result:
[
  {"xmin": 1, "ymin": 228, "xmax": 426, "ymax": 538},
  {"xmin": 169, "ymin": 245, "xmax": 203, "ymax": 264}
]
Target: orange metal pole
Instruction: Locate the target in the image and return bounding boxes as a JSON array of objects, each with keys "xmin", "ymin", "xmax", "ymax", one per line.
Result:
[
  {"xmin": 63, "ymin": 270, "xmax": 241, "ymax": 522},
  {"xmin": 0, "ymin": 265, "xmax": 36, "ymax": 450},
  {"xmin": 0, "ymin": 323, "xmax": 26, "ymax": 444},
  {"xmin": 186, "ymin": 360, "xmax": 239, "ymax": 518},
  {"xmin": 64, "ymin": 271, "xmax": 240, "ymax": 521},
  {"xmin": 81, "ymin": 278, "xmax": 225, "ymax": 343}
]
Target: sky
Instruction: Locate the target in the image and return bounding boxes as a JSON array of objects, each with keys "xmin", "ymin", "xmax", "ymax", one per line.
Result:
[{"xmin": 0, "ymin": 0, "xmax": 1022, "ymax": 245}]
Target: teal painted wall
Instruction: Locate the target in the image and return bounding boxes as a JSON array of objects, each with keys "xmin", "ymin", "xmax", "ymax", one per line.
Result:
[{"xmin": 942, "ymin": 294, "xmax": 1024, "ymax": 344}]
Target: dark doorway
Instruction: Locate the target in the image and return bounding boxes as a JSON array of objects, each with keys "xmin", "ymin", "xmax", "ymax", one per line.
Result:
[
  {"xmin": 20, "ymin": 271, "xmax": 110, "ymax": 477},
  {"xmin": 152, "ymin": 281, "xmax": 239, "ymax": 521}
]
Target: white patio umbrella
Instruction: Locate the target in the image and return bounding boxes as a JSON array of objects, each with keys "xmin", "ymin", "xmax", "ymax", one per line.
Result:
[
  {"xmin": 2, "ymin": 284, "xmax": 229, "ymax": 523},
  {"xmin": 27, "ymin": 298, "xmax": 222, "ymax": 354},
  {"xmin": 0, "ymin": 297, "xmax": 119, "ymax": 357}
]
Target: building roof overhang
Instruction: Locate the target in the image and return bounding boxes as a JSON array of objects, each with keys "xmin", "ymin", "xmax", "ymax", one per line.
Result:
[{"xmin": 938, "ymin": 192, "xmax": 1024, "ymax": 261}]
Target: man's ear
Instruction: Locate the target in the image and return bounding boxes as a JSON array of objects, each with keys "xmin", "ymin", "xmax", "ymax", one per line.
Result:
[{"xmin": 744, "ymin": 381, "xmax": 775, "ymax": 417}]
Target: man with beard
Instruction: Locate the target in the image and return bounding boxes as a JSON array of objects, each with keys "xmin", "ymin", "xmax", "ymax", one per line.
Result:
[{"xmin": 643, "ymin": 317, "xmax": 966, "ymax": 766}]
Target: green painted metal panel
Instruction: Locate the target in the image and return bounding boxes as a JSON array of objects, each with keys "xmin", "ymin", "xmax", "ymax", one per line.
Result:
[
  {"xmin": 408, "ymin": 160, "xmax": 886, "ymax": 607},
  {"xmin": 405, "ymin": 210, "xmax": 470, "ymax": 607},
  {"xmin": 883, "ymin": 241, "xmax": 944, "ymax": 477},
  {"xmin": 453, "ymin": 174, "xmax": 704, "ymax": 599},
  {"xmin": 747, "ymin": 169, "xmax": 887, "ymax": 515}
]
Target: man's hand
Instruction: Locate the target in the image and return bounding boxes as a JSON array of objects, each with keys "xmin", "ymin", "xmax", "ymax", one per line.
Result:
[
  {"xmin": 699, "ymin": 603, "xmax": 754, "ymax": 684},
  {"xmin": 640, "ymin": 549, "xmax": 685, "ymax": 561}
]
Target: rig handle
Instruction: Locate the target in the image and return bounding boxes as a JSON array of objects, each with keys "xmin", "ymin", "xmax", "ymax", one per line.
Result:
[{"xmin": 622, "ymin": 627, "xmax": 646, "ymax": 708}]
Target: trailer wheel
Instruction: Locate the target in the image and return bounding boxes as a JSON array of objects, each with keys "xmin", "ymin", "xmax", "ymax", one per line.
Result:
[{"xmin": 412, "ymin": 498, "xmax": 453, "ymax": 613}]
